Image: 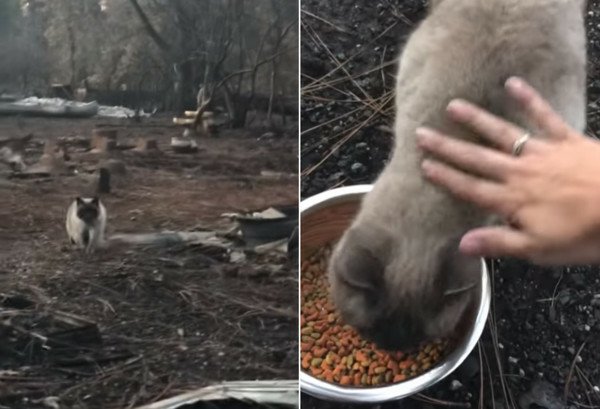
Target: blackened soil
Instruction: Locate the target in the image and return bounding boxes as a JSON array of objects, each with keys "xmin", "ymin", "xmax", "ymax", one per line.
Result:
[
  {"xmin": 301, "ymin": 0, "xmax": 600, "ymax": 407},
  {"xmin": 0, "ymin": 116, "xmax": 298, "ymax": 409}
]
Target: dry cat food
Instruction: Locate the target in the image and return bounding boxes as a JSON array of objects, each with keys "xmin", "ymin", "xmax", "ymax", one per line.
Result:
[{"xmin": 301, "ymin": 245, "xmax": 449, "ymax": 387}]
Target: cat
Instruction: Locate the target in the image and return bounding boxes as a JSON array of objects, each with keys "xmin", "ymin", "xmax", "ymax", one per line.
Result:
[
  {"xmin": 328, "ymin": 0, "xmax": 587, "ymax": 350},
  {"xmin": 66, "ymin": 197, "xmax": 107, "ymax": 253}
]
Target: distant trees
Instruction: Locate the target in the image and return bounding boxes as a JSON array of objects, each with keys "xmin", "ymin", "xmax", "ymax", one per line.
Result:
[
  {"xmin": 127, "ymin": 0, "xmax": 297, "ymax": 126},
  {"xmin": 0, "ymin": 0, "xmax": 297, "ymax": 128},
  {"xmin": 0, "ymin": 0, "xmax": 20, "ymax": 35},
  {"xmin": 0, "ymin": 0, "xmax": 48, "ymax": 93}
]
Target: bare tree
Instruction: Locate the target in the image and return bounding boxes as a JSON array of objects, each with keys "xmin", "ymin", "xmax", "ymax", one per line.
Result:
[
  {"xmin": 129, "ymin": 0, "xmax": 296, "ymax": 127},
  {"xmin": 0, "ymin": 0, "xmax": 49, "ymax": 93},
  {"xmin": 0, "ymin": 0, "xmax": 297, "ymax": 126}
]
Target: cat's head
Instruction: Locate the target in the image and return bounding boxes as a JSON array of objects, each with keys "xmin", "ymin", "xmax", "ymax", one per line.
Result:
[
  {"xmin": 75, "ymin": 197, "xmax": 101, "ymax": 224},
  {"xmin": 328, "ymin": 223, "xmax": 480, "ymax": 351}
]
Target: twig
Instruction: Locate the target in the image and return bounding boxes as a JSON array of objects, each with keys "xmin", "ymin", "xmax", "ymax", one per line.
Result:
[
  {"xmin": 302, "ymin": 92, "xmax": 394, "ymax": 176},
  {"xmin": 302, "ymin": 20, "xmax": 398, "ymax": 91},
  {"xmin": 488, "ymin": 260, "xmax": 517, "ymax": 408},
  {"xmin": 478, "ymin": 342, "xmax": 484, "ymax": 409},
  {"xmin": 413, "ymin": 393, "xmax": 471, "ymax": 408},
  {"xmin": 301, "ymin": 9, "xmax": 348, "ymax": 33},
  {"xmin": 548, "ymin": 271, "xmax": 564, "ymax": 321},
  {"xmin": 482, "ymin": 345, "xmax": 496, "ymax": 409},
  {"xmin": 576, "ymin": 366, "xmax": 596, "ymax": 408},
  {"xmin": 149, "ymin": 379, "xmax": 176, "ymax": 404},
  {"xmin": 572, "ymin": 404, "xmax": 600, "ymax": 409},
  {"xmin": 565, "ymin": 342, "xmax": 587, "ymax": 401}
]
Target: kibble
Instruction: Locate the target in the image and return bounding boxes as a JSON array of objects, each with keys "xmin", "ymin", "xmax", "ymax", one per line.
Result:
[{"xmin": 301, "ymin": 245, "xmax": 450, "ymax": 387}]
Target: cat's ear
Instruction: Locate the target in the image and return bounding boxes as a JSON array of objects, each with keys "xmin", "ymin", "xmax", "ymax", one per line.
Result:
[
  {"xmin": 436, "ymin": 237, "xmax": 480, "ymax": 300},
  {"xmin": 329, "ymin": 226, "xmax": 385, "ymax": 294},
  {"xmin": 421, "ymin": 237, "xmax": 480, "ymax": 340},
  {"xmin": 75, "ymin": 197, "xmax": 84, "ymax": 206},
  {"xmin": 91, "ymin": 197, "xmax": 100, "ymax": 206},
  {"xmin": 328, "ymin": 225, "xmax": 387, "ymax": 334}
]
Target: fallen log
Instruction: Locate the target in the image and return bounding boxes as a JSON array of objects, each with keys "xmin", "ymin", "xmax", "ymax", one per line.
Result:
[{"xmin": 107, "ymin": 231, "xmax": 233, "ymax": 250}]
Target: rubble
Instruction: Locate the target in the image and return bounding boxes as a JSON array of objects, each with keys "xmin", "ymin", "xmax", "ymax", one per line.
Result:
[{"xmin": 0, "ymin": 97, "xmax": 152, "ymax": 119}]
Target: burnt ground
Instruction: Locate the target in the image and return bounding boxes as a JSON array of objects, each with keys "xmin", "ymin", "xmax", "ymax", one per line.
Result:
[
  {"xmin": 0, "ymin": 114, "xmax": 298, "ymax": 409},
  {"xmin": 301, "ymin": 0, "xmax": 600, "ymax": 408}
]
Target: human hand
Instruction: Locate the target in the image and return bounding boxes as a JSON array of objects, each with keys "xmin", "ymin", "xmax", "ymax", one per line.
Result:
[{"xmin": 416, "ymin": 77, "xmax": 600, "ymax": 265}]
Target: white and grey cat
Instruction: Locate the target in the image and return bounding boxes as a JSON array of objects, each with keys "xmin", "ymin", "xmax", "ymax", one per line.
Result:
[
  {"xmin": 66, "ymin": 197, "xmax": 107, "ymax": 253},
  {"xmin": 328, "ymin": 0, "xmax": 587, "ymax": 350}
]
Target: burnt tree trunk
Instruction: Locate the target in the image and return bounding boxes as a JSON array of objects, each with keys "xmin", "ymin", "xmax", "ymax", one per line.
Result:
[{"xmin": 128, "ymin": 0, "xmax": 183, "ymax": 112}]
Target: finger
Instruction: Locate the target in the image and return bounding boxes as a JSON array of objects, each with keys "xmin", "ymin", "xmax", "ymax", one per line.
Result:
[
  {"xmin": 505, "ymin": 77, "xmax": 571, "ymax": 140},
  {"xmin": 422, "ymin": 159, "xmax": 508, "ymax": 214},
  {"xmin": 446, "ymin": 99, "xmax": 526, "ymax": 153},
  {"xmin": 459, "ymin": 226, "xmax": 535, "ymax": 259},
  {"xmin": 416, "ymin": 127, "xmax": 515, "ymax": 180}
]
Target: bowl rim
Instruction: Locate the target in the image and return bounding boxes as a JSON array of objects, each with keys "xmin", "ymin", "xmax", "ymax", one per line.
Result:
[{"xmin": 299, "ymin": 184, "xmax": 491, "ymax": 403}]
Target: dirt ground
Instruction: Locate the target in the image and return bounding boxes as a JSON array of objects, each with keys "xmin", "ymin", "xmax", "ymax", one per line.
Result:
[
  {"xmin": 0, "ymin": 114, "xmax": 298, "ymax": 409},
  {"xmin": 301, "ymin": 0, "xmax": 600, "ymax": 408}
]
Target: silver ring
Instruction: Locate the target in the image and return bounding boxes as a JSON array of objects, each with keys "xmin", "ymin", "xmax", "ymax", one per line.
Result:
[{"xmin": 511, "ymin": 132, "xmax": 531, "ymax": 157}]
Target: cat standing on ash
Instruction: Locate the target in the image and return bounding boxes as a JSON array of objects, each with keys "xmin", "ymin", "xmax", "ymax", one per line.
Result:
[{"xmin": 65, "ymin": 197, "xmax": 107, "ymax": 254}]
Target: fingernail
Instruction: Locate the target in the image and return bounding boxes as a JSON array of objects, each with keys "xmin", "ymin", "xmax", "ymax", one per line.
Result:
[
  {"xmin": 446, "ymin": 100, "xmax": 471, "ymax": 120},
  {"xmin": 421, "ymin": 159, "xmax": 434, "ymax": 173},
  {"xmin": 416, "ymin": 127, "xmax": 435, "ymax": 146},
  {"xmin": 447, "ymin": 99, "xmax": 468, "ymax": 112},
  {"xmin": 459, "ymin": 235, "xmax": 483, "ymax": 255},
  {"xmin": 505, "ymin": 76, "xmax": 524, "ymax": 90},
  {"xmin": 416, "ymin": 126, "xmax": 434, "ymax": 136}
]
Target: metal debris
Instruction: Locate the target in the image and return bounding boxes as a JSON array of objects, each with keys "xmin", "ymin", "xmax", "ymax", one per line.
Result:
[{"xmin": 132, "ymin": 380, "xmax": 298, "ymax": 409}]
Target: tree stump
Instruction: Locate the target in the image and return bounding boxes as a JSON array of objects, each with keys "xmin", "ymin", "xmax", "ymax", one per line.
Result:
[
  {"xmin": 171, "ymin": 136, "xmax": 198, "ymax": 153},
  {"xmin": 134, "ymin": 137, "xmax": 159, "ymax": 152},
  {"xmin": 91, "ymin": 129, "xmax": 118, "ymax": 152},
  {"xmin": 97, "ymin": 167, "xmax": 111, "ymax": 194},
  {"xmin": 116, "ymin": 139, "xmax": 136, "ymax": 151},
  {"xmin": 201, "ymin": 111, "xmax": 218, "ymax": 137},
  {"xmin": 43, "ymin": 139, "xmax": 59, "ymax": 156}
]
